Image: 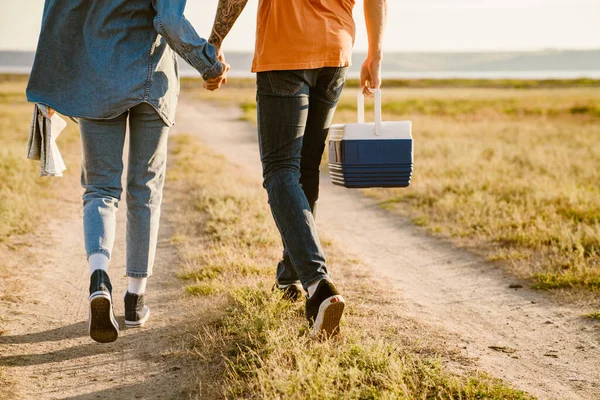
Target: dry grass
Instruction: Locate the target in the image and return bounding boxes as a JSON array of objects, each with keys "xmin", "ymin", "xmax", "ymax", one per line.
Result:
[
  {"xmin": 0, "ymin": 76, "xmax": 81, "ymax": 400},
  {"xmin": 166, "ymin": 134, "xmax": 532, "ymax": 399},
  {"xmin": 0, "ymin": 77, "xmax": 80, "ymax": 242},
  {"xmin": 184, "ymin": 78, "xmax": 600, "ymax": 296},
  {"xmin": 0, "ymin": 78, "xmax": 80, "ymax": 308},
  {"xmin": 348, "ymin": 92, "xmax": 600, "ymax": 294}
]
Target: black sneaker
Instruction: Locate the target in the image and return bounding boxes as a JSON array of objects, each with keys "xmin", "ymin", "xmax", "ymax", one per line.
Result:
[
  {"xmin": 88, "ymin": 270, "xmax": 119, "ymax": 343},
  {"xmin": 124, "ymin": 292, "xmax": 150, "ymax": 328},
  {"xmin": 273, "ymin": 282, "xmax": 303, "ymax": 302},
  {"xmin": 305, "ymin": 279, "xmax": 345, "ymax": 338}
]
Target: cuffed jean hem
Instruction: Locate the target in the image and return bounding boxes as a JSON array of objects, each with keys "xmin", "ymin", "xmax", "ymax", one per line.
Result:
[
  {"xmin": 302, "ymin": 273, "xmax": 330, "ymax": 292},
  {"xmin": 277, "ymin": 278, "xmax": 302, "ymax": 286},
  {"xmin": 87, "ymin": 248, "xmax": 111, "ymax": 260},
  {"xmin": 126, "ymin": 271, "xmax": 152, "ymax": 278}
]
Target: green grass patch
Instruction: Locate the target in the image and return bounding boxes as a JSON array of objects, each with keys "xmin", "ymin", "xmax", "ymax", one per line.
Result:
[
  {"xmin": 532, "ymin": 271, "xmax": 600, "ymax": 291},
  {"xmin": 178, "ymin": 265, "xmax": 224, "ymax": 281},
  {"xmin": 234, "ymin": 262, "xmax": 266, "ymax": 276},
  {"xmin": 583, "ymin": 311, "xmax": 600, "ymax": 321},
  {"xmin": 178, "ymin": 263, "xmax": 267, "ymax": 282},
  {"xmin": 219, "ymin": 286, "xmax": 532, "ymax": 399},
  {"xmin": 240, "ymin": 101, "xmax": 257, "ymax": 123},
  {"xmin": 412, "ymin": 215, "xmax": 429, "ymax": 227},
  {"xmin": 185, "ymin": 284, "xmax": 219, "ymax": 296},
  {"xmin": 335, "ymin": 96, "xmax": 600, "ymax": 119},
  {"xmin": 167, "ymin": 134, "xmax": 532, "ymax": 399},
  {"xmin": 351, "ymin": 77, "xmax": 600, "ymax": 89}
]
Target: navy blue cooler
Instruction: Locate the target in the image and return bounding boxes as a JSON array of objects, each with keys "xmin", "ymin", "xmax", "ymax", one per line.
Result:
[{"xmin": 328, "ymin": 90, "xmax": 413, "ymax": 188}]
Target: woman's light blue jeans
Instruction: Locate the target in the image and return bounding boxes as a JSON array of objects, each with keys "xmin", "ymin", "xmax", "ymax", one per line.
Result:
[{"xmin": 79, "ymin": 103, "xmax": 169, "ymax": 278}]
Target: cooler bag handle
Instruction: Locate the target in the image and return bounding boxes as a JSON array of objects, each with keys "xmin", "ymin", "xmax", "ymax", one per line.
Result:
[{"xmin": 357, "ymin": 89, "xmax": 383, "ymax": 136}]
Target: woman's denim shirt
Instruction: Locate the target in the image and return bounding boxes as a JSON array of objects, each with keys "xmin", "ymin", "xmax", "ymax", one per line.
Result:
[{"xmin": 26, "ymin": 0, "xmax": 223, "ymax": 126}]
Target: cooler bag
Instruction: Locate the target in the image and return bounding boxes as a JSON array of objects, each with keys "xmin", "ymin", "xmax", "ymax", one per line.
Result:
[{"xmin": 328, "ymin": 89, "xmax": 413, "ymax": 188}]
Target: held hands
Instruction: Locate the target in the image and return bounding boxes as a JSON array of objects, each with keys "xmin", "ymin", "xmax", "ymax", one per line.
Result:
[
  {"xmin": 360, "ymin": 55, "xmax": 382, "ymax": 98},
  {"xmin": 206, "ymin": 51, "xmax": 382, "ymax": 94},
  {"xmin": 203, "ymin": 49, "xmax": 230, "ymax": 91}
]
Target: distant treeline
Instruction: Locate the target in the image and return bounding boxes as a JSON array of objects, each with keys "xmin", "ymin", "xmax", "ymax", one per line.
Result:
[
  {"xmin": 180, "ymin": 77, "xmax": 600, "ymax": 89},
  {"xmin": 3, "ymin": 73, "xmax": 600, "ymax": 89},
  {"xmin": 361, "ymin": 78, "xmax": 600, "ymax": 89}
]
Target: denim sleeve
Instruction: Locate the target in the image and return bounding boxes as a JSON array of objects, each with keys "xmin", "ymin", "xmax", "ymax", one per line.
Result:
[{"xmin": 152, "ymin": 0, "xmax": 223, "ymax": 80}]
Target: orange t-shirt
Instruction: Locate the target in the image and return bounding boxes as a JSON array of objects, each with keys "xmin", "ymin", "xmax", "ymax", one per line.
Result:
[{"xmin": 251, "ymin": 0, "xmax": 356, "ymax": 73}]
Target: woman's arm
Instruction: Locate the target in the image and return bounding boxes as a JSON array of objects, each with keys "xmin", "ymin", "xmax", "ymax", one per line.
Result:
[
  {"xmin": 152, "ymin": 0, "xmax": 224, "ymax": 80},
  {"xmin": 361, "ymin": 0, "xmax": 388, "ymax": 97}
]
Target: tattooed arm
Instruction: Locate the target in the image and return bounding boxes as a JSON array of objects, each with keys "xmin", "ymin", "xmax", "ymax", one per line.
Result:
[
  {"xmin": 208, "ymin": 0, "xmax": 250, "ymax": 50},
  {"xmin": 204, "ymin": 0, "xmax": 248, "ymax": 91},
  {"xmin": 152, "ymin": 0, "xmax": 223, "ymax": 80}
]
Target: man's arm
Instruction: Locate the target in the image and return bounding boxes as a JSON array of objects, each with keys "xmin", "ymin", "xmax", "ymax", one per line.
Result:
[
  {"xmin": 202, "ymin": 0, "xmax": 248, "ymax": 91},
  {"xmin": 208, "ymin": 0, "xmax": 250, "ymax": 50},
  {"xmin": 361, "ymin": 0, "xmax": 388, "ymax": 97}
]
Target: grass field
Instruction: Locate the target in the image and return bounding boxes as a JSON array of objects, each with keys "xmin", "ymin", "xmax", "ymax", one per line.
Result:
[
  {"xmin": 184, "ymin": 77, "xmax": 600, "ymax": 297},
  {"xmin": 0, "ymin": 76, "xmax": 80, "ymax": 305},
  {"xmin": 0, "ymin": 76, "xmax": 81, "ymax": 397},
  {"xmin": 166, "ymin": 134, "xmax": 531, "ymax": 399},
  {"xmin": 0, "ymin": 75, "xmax": 594, "ymax": 396},
  {"xmin": 0, "ymin": 76, "xmax": 80, "ymax": 242}
]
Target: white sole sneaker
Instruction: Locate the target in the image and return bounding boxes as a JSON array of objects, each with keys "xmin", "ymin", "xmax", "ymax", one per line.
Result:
[
  {"xmin": 124, "ymin": 307, "xmax": 150, "ymax": 328},
  {"xmin": 88, "ymin": 291, "xmax": 119, "ymax": 343},
  {"xmin": 311, "ymin": 294, "xmax": 345, "ymax": 338}
]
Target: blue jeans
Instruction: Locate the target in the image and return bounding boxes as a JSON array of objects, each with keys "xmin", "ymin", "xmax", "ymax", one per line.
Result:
[
  {"xmin": 256, "ymin": 67, "xmax": 347, "ymax": 290},
  {"xmin": 79, "ymin": 102, "xmax": 170, "ymax": 278}
]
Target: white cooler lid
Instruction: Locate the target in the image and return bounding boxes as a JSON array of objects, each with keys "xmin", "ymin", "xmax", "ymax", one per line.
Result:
[
  {"xmin": 330, "ymin": 121, "xmax": 412, "ymax": 141},
  {"xmin": 329, "ymin": 90, "xmax": 412, "ymax": 141}
]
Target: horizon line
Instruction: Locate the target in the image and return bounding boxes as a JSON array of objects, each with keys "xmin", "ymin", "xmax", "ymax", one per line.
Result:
[{"xmin": 2, "ymin": 47, "xmax": 600, "ymax": 54}]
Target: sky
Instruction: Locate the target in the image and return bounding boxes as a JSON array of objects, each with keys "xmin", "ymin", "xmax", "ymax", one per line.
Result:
[{"xmin": 0, "ymin": 0, "xmax": 599, "ymax": 52}]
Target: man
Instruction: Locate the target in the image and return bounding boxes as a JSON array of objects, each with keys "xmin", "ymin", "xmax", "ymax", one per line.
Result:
[{"xmin": 207, "ymin": 0, "xmax": 387, "ymax": 337}]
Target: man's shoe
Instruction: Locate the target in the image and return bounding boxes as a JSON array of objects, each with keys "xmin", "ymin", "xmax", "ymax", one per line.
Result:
[
  {"xmin": 124, "ymin": 292, "xmax": 150, "ymax": 328},
  {"xmin": 305, "ymin": 279, "xmax": 345, "ymax": 338},
  {"xmin": 88, "ymin": 269, "xmax": 119, "ymax": 343},
  {"xmin": 274, "ymin": 282, "xmax": 303, "ymax": 302}
]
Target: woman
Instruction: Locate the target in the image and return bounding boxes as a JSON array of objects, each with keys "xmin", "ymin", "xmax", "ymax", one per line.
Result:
[{"xmin": 26, "ymin": 0, "xmax": 227, "ymax": 343}]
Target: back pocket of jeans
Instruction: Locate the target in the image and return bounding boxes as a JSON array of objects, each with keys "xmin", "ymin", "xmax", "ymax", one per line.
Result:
[
  {"xmin": 267, "ymin": 71, "xmax": 305, "ymax": 96},
  {"xmin": 325, "ymin": 67, "xmax": 348, "ymax": 103}
]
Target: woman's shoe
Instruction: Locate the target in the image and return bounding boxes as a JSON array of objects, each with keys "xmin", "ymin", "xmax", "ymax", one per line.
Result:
[
  {"xmin": 124, "ymin": 291, "xmax": 150, "ymax": 328},
  {"xmin": 88, "ymin": 270, "xmax": 119, "ymax": 343}
]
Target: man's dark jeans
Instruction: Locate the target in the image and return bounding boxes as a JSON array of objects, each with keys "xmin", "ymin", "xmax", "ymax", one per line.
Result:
[{"xmin": 256, "ymin": 67, "xmax": 347, "ymax": 290}]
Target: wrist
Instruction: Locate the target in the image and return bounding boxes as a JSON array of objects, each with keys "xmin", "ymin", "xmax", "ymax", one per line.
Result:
[
  {"xmin": 208, "ymin": 35, "xmax": 222, "ymax": 51},
  {"xmin": 367, "ymin": 50, "xmax": 383, "ymax": 62}
]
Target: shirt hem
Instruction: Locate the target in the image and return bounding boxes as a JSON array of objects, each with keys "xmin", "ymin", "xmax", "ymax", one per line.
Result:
[
  {"xmin": 26, "ymin": 98, "xmax": 175, "ymax": 127},
  {"xmin": 251, "ymin": 59, "xmax": 351, "ymax": 73}
]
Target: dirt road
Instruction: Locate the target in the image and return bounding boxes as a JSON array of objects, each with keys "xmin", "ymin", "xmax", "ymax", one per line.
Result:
[
  {"xmin": 174, "ymin": 97, "xmax": 600, "ymax": 400},
  {"xmin": 0, "ymin": 156, "xmax": 200, "ymax": 399}
]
